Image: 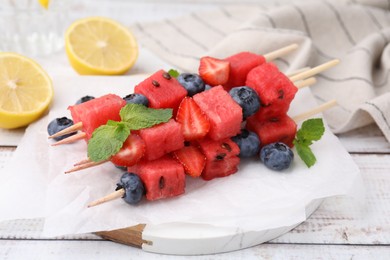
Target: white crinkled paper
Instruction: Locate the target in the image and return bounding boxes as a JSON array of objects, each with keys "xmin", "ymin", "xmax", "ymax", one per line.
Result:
[{"xmin": 0, "ymin": 75, "xmax": 363, "ymax": 237}]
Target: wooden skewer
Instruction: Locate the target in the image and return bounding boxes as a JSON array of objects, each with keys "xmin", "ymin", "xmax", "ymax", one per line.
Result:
[
  {"xmin": 88, "ymin": 188, "xmax": 125, "ymax": 208},
  {"xmin": 295, "ymin": 77, "xmax": 316, "ymax": 89},
  {"xmin": 263, "ymin": 43, "xmax": 299, "ymax": 62},
  {"xmin": 286, "ymin": 67, "xmax": 311, "ymax": 77},
  {"xmin": 65, "ymin": 160, "xmax": 108, "ymax": 174},
  {"xmin": 292, "ymin": 99, "xmax": 337, "ymax": 122},
  {"xmin": 74, "ymin": 158, "xmax": 91, "ymax": 166},
  {"xmin": 64, "ymin": 158, "xmax": 109, "ymax": 174},
  {"xmin": 289, "ymin": 59, "xmax": 340, "ymax": 82},
  {"xmin": 48, "ymin": 122, "xmax": 83, "ymax": 139},
  {"xmin": 51, "ymin": 132, "xmax": 87, "ymax": 146}
]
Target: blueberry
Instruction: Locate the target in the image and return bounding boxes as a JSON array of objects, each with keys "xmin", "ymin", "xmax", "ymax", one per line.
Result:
[
  {"xmin": 76, "ymin": 95, "xmax": 95, "ymax": 105},
  {"xmin": 229, "ymin": 86, "xmax": 260, "ymax": 118},
  {"xmin": 117, "ymin": 172, "xmax": 144, "ymax": 205},
  {"xmin": 260, "ymin": 142, "xmax": 294, "ymax": 171},
  {"xmin": 177, "ymin": 73, "xmax": 205, "ymax": 96},
  {"xmin": 47, "ymin": 117, "xmax": 76, "ymax": 141},
  {"xmin": 123, "ymin": 93, "xmax": 149, "ymax": 106},
  {"xmin": 232, "ymin": 129, "xmax": 260, "ymax": 158}
]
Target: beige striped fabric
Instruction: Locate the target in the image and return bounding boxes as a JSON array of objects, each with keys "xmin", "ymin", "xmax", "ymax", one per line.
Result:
[{"xmin": 130, "ymin": 0, "xmax": 390, "ymax": 142}]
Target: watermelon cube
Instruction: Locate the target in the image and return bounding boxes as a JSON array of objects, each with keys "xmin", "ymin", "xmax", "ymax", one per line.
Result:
[
  {"xmin": 246, "ymin": 63, "xmax": 297, "ymax": 119},
  {"xmin": 223, "ymin": 52, "xmax": 266, "ymax": 90},
  {"xmin": 134, "ymin": 70, "xmax": 188, "ymax": 114},
  {"xmin": 246, "ymin": 115, "xmax": 297, "ymax": 148},
  {"xmin": 128, "ymin": 155, "xmax": 186, "ymax": 201},
  {"xmin": 68, "ymin": 94, "xmax": 126, "ymax": 139},
  {"xmin": 137, "ymin": 119, "xmax": 184, "ymax": 161},
  {"xmin": 193, "ymin": 86, "xmax": 242, "ymax": 141},
  {"xmin": 197, "ymin": 138, "xmax": 240, "ymax": 181}
]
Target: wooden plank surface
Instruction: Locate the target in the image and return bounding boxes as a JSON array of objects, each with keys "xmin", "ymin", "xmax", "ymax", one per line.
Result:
[
  {"xmin": 1, "ymin": 0, "xmax": 390, "ymax": 258},
  {"xmin": 1, "ymin": 240, "xmax": 390, "ymax": 259}
]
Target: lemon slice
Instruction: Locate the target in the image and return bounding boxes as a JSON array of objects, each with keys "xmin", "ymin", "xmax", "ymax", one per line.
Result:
[
  {"xmin": 0, "ymin": 53, "xmax": 54, "ymax": 129},
  {"xmin": 65, "ymin": 17, "xmax": 139, "ymax": 75}
]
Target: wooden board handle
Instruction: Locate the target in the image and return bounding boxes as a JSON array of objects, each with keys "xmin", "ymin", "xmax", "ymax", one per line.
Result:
[{"xmin": 95, "ymin": 224, "xmax": 152, "ymax": 248}]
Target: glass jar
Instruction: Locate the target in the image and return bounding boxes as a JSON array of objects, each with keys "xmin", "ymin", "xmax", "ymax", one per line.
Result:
[{"xmin": 0, "ymin": 0, "xmax": 71, "ymax": 57}]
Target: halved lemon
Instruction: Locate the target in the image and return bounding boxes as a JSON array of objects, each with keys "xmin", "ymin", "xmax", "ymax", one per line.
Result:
[
  {"xmin": 0, "ymin": 53, "xmax": 54, "ymax": 129},
  {"xmin": 65, "ymin": 17, "xmax": 139, "ymax": 75}
]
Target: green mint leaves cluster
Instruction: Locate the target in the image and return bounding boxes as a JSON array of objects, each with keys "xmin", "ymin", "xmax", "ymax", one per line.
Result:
[
  {"xmin": 88, "ymin": 104, "xmax": 172, "ymax": 162},
  {"xmin": 293, "ymin": 118, "xmax": 325, "ymax": 168}
]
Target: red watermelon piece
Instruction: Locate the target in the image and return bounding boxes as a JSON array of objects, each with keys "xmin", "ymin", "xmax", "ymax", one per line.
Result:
[
  {"xmin": 68, "ymin": 94, "xmax": 126, "ymax": 139},
  {"xmin": 223, "ymin": 52, "xmax": 266, "ymax": 90},
  {"xmin": 246, "ymin": 115, "xmax": 297, "ymax": 148},
  {"xmin": 193, "ymin": 86, "xmax": 242, "ymax": 141},
  {"xmin": 134, "ymin": 70, "xmax": 187, "ymax": 115},
  {"xmin": 197, "ymin": 138, "xmax": 240, "ymax": 181},
  {"xmin": 128, "ymin": 155, "xmax": 186, "ymax": 201},
  {"xmin": 246, "ymin": 63, "xmax": 298, "ymax": 119},
  {"xmin": 137, "ymin": 119, "xmax": 184, "ymax": 161}
]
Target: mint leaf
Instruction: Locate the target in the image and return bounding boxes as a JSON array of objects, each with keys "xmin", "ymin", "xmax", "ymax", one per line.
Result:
[
  {"xmin": 88, "ymin": 122, "xmax": 130, "ymax": 162},
  {"xmin": 293, "ymin": 118, "xmax": 325, "ymax": 168},
  {"xmin": 297, "ymin": 118, "xmax": 325, "ymax": 142},
  {"xmin": 295, "ymin": 142, "xmax": 316, "ymax": 167},
  {"xmin": 120, "ymin": 104, "xmax": 172, "ymax": 130},
  {"xmin": 168, "ymin": 69, "xmax": 180, "ymax": 78}
]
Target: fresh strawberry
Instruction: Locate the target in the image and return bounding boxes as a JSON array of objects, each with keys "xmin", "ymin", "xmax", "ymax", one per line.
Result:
[
  {"xmin": 173, "ymin": 144, "xmax": 206, "ymax": 177},
  {"xmin": 111, "ymin": 134, "xmax": 146, "ymax": 167},
  {"xmin": 176, "ymin": 97, "xmax": 210, "ymax": 141},
  {"xmin": 198, "ymin": 56, "xmax": 230, "ymax": 86}
]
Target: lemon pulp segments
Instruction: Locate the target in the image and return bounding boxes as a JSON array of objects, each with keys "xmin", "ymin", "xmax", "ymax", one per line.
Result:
[
  {"xmin": 65, "ymin": 17, "xmax": 138, "ymax": 75},
  {"xmin": 0, "ymin": 53, "xmax": 53, "ymax": 129}
]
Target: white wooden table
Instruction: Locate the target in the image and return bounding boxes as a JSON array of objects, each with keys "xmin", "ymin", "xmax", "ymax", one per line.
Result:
[{"xmin": 1, "ymin": 1, "xmax": 390, "ymax": 259}]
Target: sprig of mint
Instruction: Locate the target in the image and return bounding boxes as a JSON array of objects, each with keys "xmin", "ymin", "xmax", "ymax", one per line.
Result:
[
  {"xmin": 168, "ymin": 69, "xmax": 180, "ymax": 78},
  {"xmin": 293, "ymin": 118, "xmax": 325, "ymax": 168},
  {"xmin": 88, "ymin": 104, "xmax": 172, "ymax": 162}
]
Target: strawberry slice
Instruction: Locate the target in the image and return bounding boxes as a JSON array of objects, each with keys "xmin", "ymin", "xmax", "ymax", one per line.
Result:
[
  {"xmin": 173, "ymin": 144, "xmax": 206, "ymax": 177},
  {"xmin": 176, "ymin": 97, "xmax": 210, "ymax": 141},
  {"xmin": 111, "ymin": 134, "xmax": 146, "ymax": 167},
  {"xmin": 198, "ymin": 56, "xmax": 230, "ymax": 86}
]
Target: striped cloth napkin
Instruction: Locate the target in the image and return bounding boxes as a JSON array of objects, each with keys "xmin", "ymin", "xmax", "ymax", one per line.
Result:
[{"xmin": 130, "ymin": 0, "xmax": 390, "ymax": 142}]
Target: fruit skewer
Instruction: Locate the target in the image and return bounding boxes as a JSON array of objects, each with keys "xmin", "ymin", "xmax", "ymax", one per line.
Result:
[
  {"xmin": 86, "ymin": 98, "xmax": 337, "ymax": 208},
  {"xmin": 66, "ymin": 99, "xmax": 336, "ymax": 175},
  {"xmin": 48, "ymin": 61, "xmax": 329, "ymax": 146},
  {"xmin": 48, "ymin": 44, "xmax": 300, "ymax": 143},
  {"xmin": 60, "ymin": 60, "xmax": 336, "ymax": 173}
]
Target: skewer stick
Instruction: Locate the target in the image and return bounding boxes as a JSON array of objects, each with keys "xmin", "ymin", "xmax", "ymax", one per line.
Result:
[
  {"xmin": 88, "ymin": 188, "xmax": 125, "ymax": 208},
  {"xmin": 292, "ymin": 99, "xmax": 337, "ymax": 122},
  {"xmin": 51, "ymin": 132, "xmax": 87, "ymax": 146},
  {"xmin": 48, "ymin": 122, "xmax": 83, "ymax": 139},
  {"xmin": 65, "ymin": 160, "xmax": 108, "ymax": 174},
  {"xmin": 289, "ymin": 59, "xmax": 340, "ymax": 82},
  {"xmin": 295, "ymin": 77, "xmax": 316, "ymax": 89},
  {"xmin": 263, "ymin": 43, "xmax": 299, "ymax": 62},
  {"xmin": 74, "ymin": 158, "xmax": 92, "ymax": 166},
  {"xmin": 286, "ymin": 67, "xmax": 310, "ymax": 77}
]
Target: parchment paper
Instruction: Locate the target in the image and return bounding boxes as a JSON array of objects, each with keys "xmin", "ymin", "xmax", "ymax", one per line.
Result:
[{"xmin": 0, "ymin": 75, "xmax": 363, "ymax": 237}]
